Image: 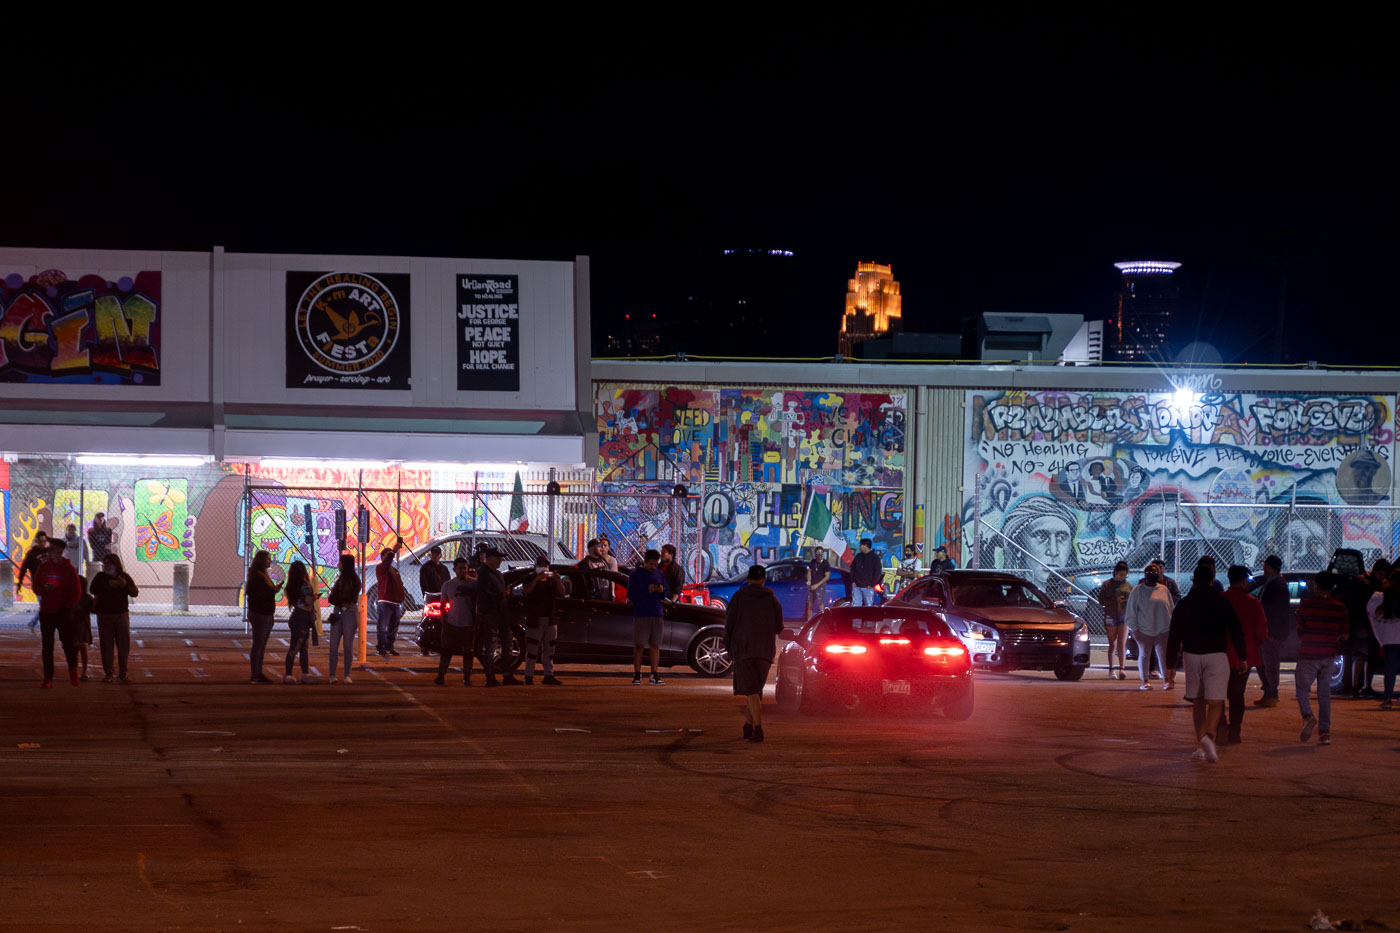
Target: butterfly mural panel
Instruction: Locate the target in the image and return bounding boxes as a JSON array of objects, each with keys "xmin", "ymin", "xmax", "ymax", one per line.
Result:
[{"xmin": 134, "ymin": 479, "xmax": 190, "ymax": 562}]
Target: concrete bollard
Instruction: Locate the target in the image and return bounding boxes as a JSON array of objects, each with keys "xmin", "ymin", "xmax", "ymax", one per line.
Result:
[
  {"xmin": 0, "ymin": 563, "xmax": 12, "ymax": 610},
  {"xmin": 173, "ymin": 563, "xmax": 190, "ymax": 612}
]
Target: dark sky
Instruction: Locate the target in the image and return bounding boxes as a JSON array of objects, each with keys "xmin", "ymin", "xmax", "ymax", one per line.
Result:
[{"xmin": 3, "ymin": 12, "xmax": 1391, "ymax": 364}]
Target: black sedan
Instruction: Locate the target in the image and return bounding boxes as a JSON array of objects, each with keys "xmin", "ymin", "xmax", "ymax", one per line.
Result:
[
  {"xmin": 415, "ymin": 565, "xmax": 733, "ymax": 676},
  {"xmin": 775, "ymin": 606, "xmax": 974, "ymax": 719}
]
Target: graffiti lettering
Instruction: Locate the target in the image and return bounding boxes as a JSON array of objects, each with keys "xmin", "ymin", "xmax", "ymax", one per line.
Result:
[{"xmin": 1251, "ymin": 399, "xmax": 1378, "ymax": 439}]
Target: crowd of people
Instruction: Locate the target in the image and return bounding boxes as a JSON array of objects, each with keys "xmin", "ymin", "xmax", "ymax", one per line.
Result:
[{"xmin": 1098, "ymin": 552, "xmax": 1400, "ymax": 762}]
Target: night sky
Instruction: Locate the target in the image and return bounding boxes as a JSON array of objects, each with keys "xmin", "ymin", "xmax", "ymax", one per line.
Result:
[{"xmin": 3, "ymin": 13, "xmax": 1390, "ymax": 365}]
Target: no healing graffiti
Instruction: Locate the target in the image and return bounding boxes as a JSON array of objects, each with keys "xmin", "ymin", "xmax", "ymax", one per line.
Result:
[{"xmin": 0, "ymin": 270, "xmax": 161, "ymax": 384}]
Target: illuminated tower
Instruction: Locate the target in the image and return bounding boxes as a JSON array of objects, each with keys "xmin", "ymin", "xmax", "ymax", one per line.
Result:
[
  {"xmin": 840, "ymin": 261, "xmax": 902, "ymax": 357},
  {"xmin": 1108, "ymin": 260, "xmax": 1181, "ymax": 361}
]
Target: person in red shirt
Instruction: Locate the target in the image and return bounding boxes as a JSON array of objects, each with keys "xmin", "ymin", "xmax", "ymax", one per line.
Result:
[
  {"xmin": 1295, "ymin": 571, "xmax": 1350, "ymax": 746},
  {"xmin": 375, "ymin": 545, "xmax": 406, "ymax": 657},
  {"xmin": 35, "ymin": 540, "xmax": 82, "ymax": 688},
  {"xmin": 1222, "ymin": 565, "xmax": 1269, "ymax": 744}
]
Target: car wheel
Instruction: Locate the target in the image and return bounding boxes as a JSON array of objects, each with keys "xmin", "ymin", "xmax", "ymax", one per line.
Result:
[
  {"xmin": 415, "ymin": 620, "xmax": 441, "ymax": 656},
  {"xmin": 708, "ymin": 596, "xmax": 728, "ymax": 612},
  {"xmin": 942, "ymin": 678, "xmax": 975, "ymax": 721},
  {"xmin": 475, "ymin": 625, "xmax": 526, "ymax": 672},
  {"xmin": 1054, "ymin": 663, "xmax": 1087, "ymax": 681},
  {"xmin": 1329, "ymin": 655, "xmax": 1345, "ymax": 693},
  {"xmin": 796, "ymin": 670, "xmax": 826, "ymax": 714},
  {"xmin": 687, "ymin": 629, "xmax": 732, "ymax": 677},
  {"xmin": 775, "ymin": 669, "xmax": 799, "ymax": 711}
]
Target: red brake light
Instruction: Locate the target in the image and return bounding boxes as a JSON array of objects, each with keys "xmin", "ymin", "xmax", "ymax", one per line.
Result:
[
  {"xmin": 924, "ymin": 645, "xmax": 966, "ymax": 657},
  {"xmin": 425, "ymin": 601, "xmax": 445, "ymax": 619},
  {"xmin": 878, "ymin": 637, "xmax": 911, "ymax": 645},
  {"xmin": 824, "ymin": 644, "xmax": 868, "ymax": 655}
]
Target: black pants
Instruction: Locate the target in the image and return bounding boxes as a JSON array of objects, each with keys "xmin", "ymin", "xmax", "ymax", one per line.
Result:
[
  {"xmin": 285, "ymin": 625, "xmax": 311, "ymax": 676},
  {"xmin": 39, "ymin": 611, "xmax": 76, "ymax": 681},
  {"xmin": 1224, "ymin": 667, "xmax": 1251, "ymax": 737},
  {"xmin": 480, "ymin": 615, "xmax": 513, "ymax": 679},
  {"xmin": 97, "ymin": 612, "xmax": 131, "ymax": 677},
  {"xmin": 437, "ymin": 624, "xmax": 475, "ymax": 680}
]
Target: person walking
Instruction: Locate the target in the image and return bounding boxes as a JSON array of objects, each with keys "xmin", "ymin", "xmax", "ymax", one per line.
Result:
[
  {"xmin": 1221, "ymin": 565, "xmax": 1268, "ymax": 744},
  {"xmin": 477, "ymin": 549, "xmax": 516, "ymax": 687},
  {"xmin": 1294, "ymin": 571, "xmax": 1349, "ymax": 746},
  {"xmin": 246, "ymin": 550, "xmax": 281, "ymax": 684},
  {"xmin": 283, "ymin": 561, "xmax": 316, "ymax": 684},
  {"xmin": 90, "ymin": 554, "xmax": 138, "ymax": 683},
  {"xmin": 18, "ymin": 532, "xmax": 50, "ymax": 631},
  {"xmin": 436, "ymin": 557, "xmax": 478, "ymax": 686},
  {"xmin": 724, "ymin": 565, "xmax": 784, "ymax": 743},
  {"xmin": 850, "ymin": 539, "xmax": 882, "ymax": 607},
  {"xmin": 521, "ymin": 556, "xmax": 566, "ymax": 685},
  {"xmin": 1126, "ymin": 563, "xmax": 1174, "ymax": 690},
  {"xmin": 1165, "ymin": 564, "xmax": 1247, "ymax": 763},
  {"xmin": 806, "ymin": 546, "xmax": 832, "ymax": 618},
  {"xmin": 1367, "ymin": 570, "xmax": 1400, "ymax": 709},
  {"xmin": 86, "ymin": 513, "xmax": 113, "ymax": 579},
  {"xmin": 326, "ymin": 555, "xmax": 360, "ymax": 684},
  {"xmin": 418, "ymin": 545, "xmax": 451, "ymax": 607},
  {"xmin": 659, "ymin": 544, "xmax": 686, "ymax": 598},
  {"xmin": 374, "ymin": 545, "xmax": 406, "ymax": 658},
  {"xmin": 1098, "ymin": 561, "xmax": 1133, "ymax": 680},
  {"xmin": 627, "ymin": 549, "xmax": 667, "ymax": 685},
  {"xmin": 35, "ymin": 539, "xmax": 82, "ymax": 687},
  {"xmin": 1255, "ymin": 555, "xmax": 1288, "ymax": 707}
]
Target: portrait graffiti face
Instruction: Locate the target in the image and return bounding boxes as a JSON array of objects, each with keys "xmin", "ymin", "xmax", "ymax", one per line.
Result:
[{"xmin": 1000, "ymin": 495, "xmax": 1079, "ymax": 588}]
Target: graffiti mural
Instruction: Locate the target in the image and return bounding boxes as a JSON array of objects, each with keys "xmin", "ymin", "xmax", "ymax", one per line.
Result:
[
  {"xmin": 0, "ymin": 270, "xmax": 160, "ymax": 384},
  {"xmin": 597, "ymin": 385, "xmax": 907, "ymax": 579},
  {"xmin": 965, "ymin": 389, "xmax": 1398, "ymax": 589}
]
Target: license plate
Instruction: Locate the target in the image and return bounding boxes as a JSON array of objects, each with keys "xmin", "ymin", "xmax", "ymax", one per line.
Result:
[
  {"xmin": 881, "ymin": 679, "xmax": 911, "ymax": 696},
  {"xmin": 972, "ymin": 640, "xmax": 996, "ymax": 653}
]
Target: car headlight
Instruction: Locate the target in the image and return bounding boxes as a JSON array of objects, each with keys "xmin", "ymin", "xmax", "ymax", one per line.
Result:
[
  {"xmin": 965, "ymin": 621, "xmax": 997, "ymax": 641},
  {"xmin": 1074, "ymin": 624, "xmax": 1090, "ymax": 642}
]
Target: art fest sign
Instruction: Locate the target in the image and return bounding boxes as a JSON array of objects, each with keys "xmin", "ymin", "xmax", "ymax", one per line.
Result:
[
  {"xmin": 286, "ymin": 272, "xmax": 410, "ymax": 389},
  {"xmin": 456, "ymin": 274, "xmax": 519, "ymax": 391},
  {"xmin": 0, "ymin": 270, "xmax": 161, "ymax": 384}
]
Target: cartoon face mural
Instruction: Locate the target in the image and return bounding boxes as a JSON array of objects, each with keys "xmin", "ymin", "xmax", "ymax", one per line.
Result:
[
  {"xmin": 597, "ymin": 385, "xmax": 907, "ymax": 579},
  {"xmin": 966, "ymin": 389, "xmax": 1398, "ymax": 581}
]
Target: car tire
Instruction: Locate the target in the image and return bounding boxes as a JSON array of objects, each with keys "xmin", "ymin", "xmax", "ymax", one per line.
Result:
[
  {"xmin": 474, "ymin": 625, "xmax": 526, "ymax": 673},
  {"xmin": 796, "ymin": 670, "xmax": 827, "ymax": 714},
  {"xmin": 1330, "ymin": 655, "xmax": 1345, "ymax": 693},
  {"xmin": 1054, "ymin": 663, "xmax": 1087, "ymax": 682},
  {"xmin": 942, "ymin": 678, "xmax": 975, "ymax": 721},
  {"xmin": 707, "ymin": 596, "xmax": 727, "ymax": 612},
  {"xmin": 686, "ymin": 628, "xmax": 732, "ymax": 677},
  {"xmin": 775, "ymin": 670, "xmax": 799, "ymax": 711}
]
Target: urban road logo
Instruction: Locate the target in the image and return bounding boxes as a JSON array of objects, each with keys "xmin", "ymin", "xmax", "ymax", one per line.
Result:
[
  {"xmin": 295, "ymin": 273, "xmax": 401, "ymax": 383},
  {"xmin": 458, "ymin": 277, "xmax": 518, "ymax": 372}
]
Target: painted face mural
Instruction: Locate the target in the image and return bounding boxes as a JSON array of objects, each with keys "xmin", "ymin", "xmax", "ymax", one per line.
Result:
[{"xmin": 965, "ymin": 389, "xmax": 1397, "ymax": 580}]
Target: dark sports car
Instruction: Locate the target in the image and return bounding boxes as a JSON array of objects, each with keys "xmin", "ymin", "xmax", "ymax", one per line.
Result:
[
  {"xmin": 415, "ymin": 565, "xmax": 733, "ymax": 677},
  {"xmin": 775, "ymin": 606, "xmax": 975, "ymax": 719}
]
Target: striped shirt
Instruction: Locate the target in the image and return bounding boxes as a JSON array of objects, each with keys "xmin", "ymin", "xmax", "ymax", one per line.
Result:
[{"xmin": 1296, "ymin": 595, "xmax": 1348, "ymax": 659}]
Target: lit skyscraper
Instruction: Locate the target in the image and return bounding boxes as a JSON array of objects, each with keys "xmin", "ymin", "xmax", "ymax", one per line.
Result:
[
  {"xmin": 1108, "ymin": 260, "xmax": 1181, "ymax": 361},
  {"xmin": 840, "ymin": 261, "xmax": 902, "ymax": 357}
]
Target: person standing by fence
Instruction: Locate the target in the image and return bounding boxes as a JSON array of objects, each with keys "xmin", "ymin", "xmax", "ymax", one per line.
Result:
[
  {"xmin": 90, "ymin": 554, "xmax": 138, "ymax": 684},
  {"xmin": 283, "ymin": 561, "xmax": 316, "ymax": 684},
  {"xmin": 246, "ymin": 550, "xmax": 281, "ymax": 684},
  {"xmin": 327, "ymin": 555, "xmax": 360, "ymax": 684},
  {"xmin": 375, "ymin": 546, "xmax": 406, "ymax": 658},
  {"xmin": 659, "ymin": 544, "xmax": 686, "ymax": 599},
  {"xmin": 86, "ymin": 513, "xmax": 112, "ymax": 580},
  {"xmin": 1126, "ymin": 563, "xmax": 1174, "ymax": 690}
]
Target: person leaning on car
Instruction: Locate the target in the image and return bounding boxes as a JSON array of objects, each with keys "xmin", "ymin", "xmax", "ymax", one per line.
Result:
[{"xmin": 724, "ymin": 564, "xmax": 785, "ymax": 744}]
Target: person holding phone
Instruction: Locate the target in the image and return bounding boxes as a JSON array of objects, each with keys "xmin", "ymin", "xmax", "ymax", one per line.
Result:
[{"xmin": 522, "ymin": 557, "xmax": 566, "ymax": 685}]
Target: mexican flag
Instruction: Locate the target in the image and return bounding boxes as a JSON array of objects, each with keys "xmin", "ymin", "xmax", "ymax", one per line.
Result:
[
  {"xmin": 803, "ymin": 492, "xmax": 853, "ymax": 566},
  {"xmin": 509, "ymin": 472, "xmax": 529, "ymax": 532}
]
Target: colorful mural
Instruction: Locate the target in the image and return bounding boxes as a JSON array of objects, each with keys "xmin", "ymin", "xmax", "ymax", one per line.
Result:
[
  {"xmin": 0, "ymin": 270, "xmax": 161, "ymax": 384},
  {"xmin": 964, "ymin": 389, "xmax": 1398, "ymax": 591},
  {"xmin": 597, "ymin": 385, "xmax": 907, "ymax": 579}
]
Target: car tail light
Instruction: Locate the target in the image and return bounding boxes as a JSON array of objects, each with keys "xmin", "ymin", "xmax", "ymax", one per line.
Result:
[
  {"xmin": 424, "ymin": 601, "xmax": 445, "ymax": 619},
  {"xmin": 924, "ymin": 645, "xmax": 966, "ymax": 657},
  {"xmin": 824, "ymin": 644, "xmax": 868, "ymax": 655},
  {"xmin": 874, "ymin": 583, "xmax": 884, "ymax": 594},
  {"xmin": 878, "ymin": 637, "xmax": 911, "ymax": 645}
]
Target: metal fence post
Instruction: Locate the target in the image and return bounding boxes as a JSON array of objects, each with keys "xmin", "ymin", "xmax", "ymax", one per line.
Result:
[
  {"xmin": 1174, "ymin": 485, "xmax": 1182, "ymax": 580},
  {"xmin": 971, "ymin": 472, "xmax": 981, "ymax": 570},
  {"xmin": 242, "ymin": 469, "xmax": 251, "ymax": 630},
  {"xmin": 547, "ymin": 467, "xmax": 558, "ymax": 560}
]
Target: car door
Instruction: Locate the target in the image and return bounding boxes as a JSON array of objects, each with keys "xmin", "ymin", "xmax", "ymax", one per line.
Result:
[
  {"xmin": 578, "ymin": 569, "xmax": 637, "ymax": 657},
  {"xmin": 765, "ymin": 563, "xmax": 809, "ymax": 618}
]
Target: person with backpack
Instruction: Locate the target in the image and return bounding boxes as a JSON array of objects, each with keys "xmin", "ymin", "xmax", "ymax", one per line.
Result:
[
  {"xmin": 283, "ymin": 561, "xmax": 317, "ymax": 684},
  {"xmin": 436, "ymin": 557, "xmax": 479, "ymax": 685},
  {"xmin": 326, "ymin": 555, "xmax": 361, "ymax": 684},
  {"xmin": 90, "ymin": 554, "xmax": 139, "ymax": 683},
  {"xmin": 1366, "ymin": 569, "xmax": 1400, "ymax": 709}
]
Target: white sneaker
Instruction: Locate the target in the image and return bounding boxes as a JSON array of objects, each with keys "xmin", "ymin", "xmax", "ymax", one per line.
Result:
[
  {"xmin": 282, "ymin": 674, "xmax": 297, "ymax": 685},
  {"xmin": 329, "ymin": 677, "xmax": 339, "ymax": 685},
  {"xmin": 1163, "ymin": 682, "xmax": 1174, "ymax": 691},
  {"xmin": 1139, "ymin": 683, "xmax": 1153, "ymax": 691},
  {"xmin": 1190, "ymin": 748, "xmax": 1206, "ymax": 760},
  {"xmin": 343, "ymin": 676, "xmax": 353, "ymax": 684},
  {"xmin": 1200, "ymin": 735, "xmax": 1218, "ymax": 763}
]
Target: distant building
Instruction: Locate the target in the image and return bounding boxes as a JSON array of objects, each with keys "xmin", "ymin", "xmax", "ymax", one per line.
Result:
[
  {"xmin": 965, "ymin": 313, "xmax": 1086, "ymax": 362},
  {"xmin": 840, "ymin": 262, "xmax": 902, "ymax": 357},
  {"xmin": 1108, "ymin": 260, "xmax": 1181, "ymax": 361}
]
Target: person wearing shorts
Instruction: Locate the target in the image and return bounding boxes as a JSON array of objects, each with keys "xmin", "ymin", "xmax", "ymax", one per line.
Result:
[
  {"xmin": 1098, "ymin": 562, "xmax": 1133, "ymax": 680},
  {"xmin": 1166, "ymin": 564, "xmax": 1247, "ymax": 763},
  {"xmin": 627, "ymin": 549, "xmax": 668, "ymax": 685},
  {"xmin": 724, "ymin": 565, "xmax": 784, "ymax": 742}
]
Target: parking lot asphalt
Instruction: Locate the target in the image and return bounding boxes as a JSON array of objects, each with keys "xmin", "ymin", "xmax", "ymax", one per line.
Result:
[{"xmin": 3, "ymin": 632, "xmax": 1399, "ymax": 932}]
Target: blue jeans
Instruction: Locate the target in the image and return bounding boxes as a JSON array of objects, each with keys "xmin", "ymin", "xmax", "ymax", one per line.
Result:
[
  {"xmin": 1295, "ymin": 656, "xmax": 1335, "ymax": 732},
  {"xmin": 376, "ymin": 602, "xmax": 402, "ymax": 653},
  {"xmin": 852, "ymin": 586, "xmax": 878, "ymax": 607}
]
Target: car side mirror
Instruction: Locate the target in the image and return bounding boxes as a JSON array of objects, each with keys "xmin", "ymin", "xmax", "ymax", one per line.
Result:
[
  {"xmin": 1054, "ymin": 600, "xmax": 1067, "ymax": 608},
  {"xmin": 779, "ymin": 629, "xmax": 798, "ymax": 641}
]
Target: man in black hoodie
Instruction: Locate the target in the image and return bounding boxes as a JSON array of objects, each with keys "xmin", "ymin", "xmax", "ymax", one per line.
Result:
[
  {"xmin": 724, "ymin": 565, "xmax": 784, "ymax": 743},
  {"xmin": 1166, "ymin": 564, "xmax": 1247, "ymax": 763},
  {"xmin": 850, "ymin": 539, "xmax": 882, "ymax": 607}
]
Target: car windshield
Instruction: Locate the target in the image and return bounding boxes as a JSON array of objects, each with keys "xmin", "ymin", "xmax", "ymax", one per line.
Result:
[{"xmin": 951, "ymin": 581, "xmax": 1052, "ymax": 609}]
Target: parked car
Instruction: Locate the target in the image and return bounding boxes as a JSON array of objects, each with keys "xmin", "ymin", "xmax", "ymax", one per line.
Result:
[
  {"xmin": 775, "ymin": 606, "xmax": 974, "ymax": 719},
  {"xmin": 367, "ymin": 532, "xmax": 574, "ymax": 622},
  {"xmin": 888, "ymin": 570, "xmax": 1091, "ymax": 680},
  {"xmin": 415, "ymin": 564, "xmax": 733, "ymax": 676},
  {"xmin": 705, "ymin": 558, "xmax": 883, "ymax": 619}
]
